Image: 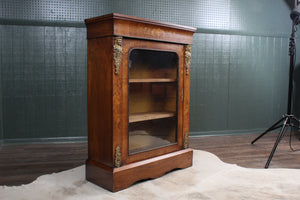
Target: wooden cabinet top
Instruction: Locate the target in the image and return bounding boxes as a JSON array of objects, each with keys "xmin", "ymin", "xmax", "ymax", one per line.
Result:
[{"xmin": 85, "ymin": 13, "xmax": 196, "ymax": 44}]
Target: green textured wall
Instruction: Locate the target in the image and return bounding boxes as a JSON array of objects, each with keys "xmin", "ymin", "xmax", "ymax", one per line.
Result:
[
  {"xmin": 0, "ymin": 0, "xmax": 297, "ymax": 142},
  {"xmin": 0, "ymin": 25, "xmax": 3, "ymax": 146},
  {"xmin": 295, "ymin": 64, "xmax": 300, "ymax": 119},
  {"xmin": 0, "ymin": 0, "xmax": 111, "ymax": 142},
  {"xmin": 190, "ymin": 34, "xmax": 290, "ymax": 135},
  {"xmin": 1, "ymin": 26, "xmax": 87, "ymax": 140}
]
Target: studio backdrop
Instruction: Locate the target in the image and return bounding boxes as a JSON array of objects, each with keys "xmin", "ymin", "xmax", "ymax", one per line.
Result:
[{"xmin": 0, "ymin": 0, "xmax": 297, "ymax": 144}]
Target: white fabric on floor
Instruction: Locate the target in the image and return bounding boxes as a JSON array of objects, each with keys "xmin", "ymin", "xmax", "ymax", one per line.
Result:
[{"xmin": 1, "ymin": 150, "xmax": 300, "ymax": 200}]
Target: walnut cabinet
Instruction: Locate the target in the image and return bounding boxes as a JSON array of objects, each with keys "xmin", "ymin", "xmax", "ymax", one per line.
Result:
[{"xmin": 85, "ymin": 13, "xmax": 196, "ymax": 192}]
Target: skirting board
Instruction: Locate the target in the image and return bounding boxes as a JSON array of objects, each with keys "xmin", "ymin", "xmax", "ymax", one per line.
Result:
[
  {"xmin": 3, "ymin": 136, "xmax": 88, "ymax": 145},
  {"xmin": 2, "ymin": 128, "xmax": 280, "ymax": 145},
  {"xmin": 189, "ymin": 128, "xmax": 267, "ymax": 137}
]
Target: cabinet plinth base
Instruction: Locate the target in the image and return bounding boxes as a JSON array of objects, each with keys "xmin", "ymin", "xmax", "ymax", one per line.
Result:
[{"xmin": 86, "ymin": 148, "xmax": 193, "ymax": 192}]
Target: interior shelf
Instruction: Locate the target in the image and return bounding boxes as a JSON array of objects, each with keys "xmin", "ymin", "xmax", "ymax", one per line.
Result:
[
  {"xmin": 129, "ymin": 112, "xmax": 176, "ymax": 123},
  {"xmin": 129, "ymin": 78, "xmax": 177, "ymax": 83}
]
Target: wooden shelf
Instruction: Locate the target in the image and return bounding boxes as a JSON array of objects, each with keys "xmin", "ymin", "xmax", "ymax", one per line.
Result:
[
  {"xmin": 129, "ymin": 78, "xmax": 177, "ymax": 83},
  {"xmin": 129, "ymin": 112, "xmax": 176, "ymax": 123}
]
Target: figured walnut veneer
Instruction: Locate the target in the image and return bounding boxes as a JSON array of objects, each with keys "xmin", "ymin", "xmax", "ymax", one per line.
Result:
[{"xmin": 85, "ymin": 13, "xmax": 196, "ymax": 192}]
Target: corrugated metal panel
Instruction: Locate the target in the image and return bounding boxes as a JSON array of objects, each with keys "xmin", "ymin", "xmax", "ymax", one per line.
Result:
[
  {"xmin": 190, "ymin": 34, "xmax": 290, "ymax": 135},
  {"xmin": 1, "ymin": 25, "xmax": 87, "ymax": 139},
  {"xmin": 0, "ymin": 0, "xmax": 112, "ymax": 21}
]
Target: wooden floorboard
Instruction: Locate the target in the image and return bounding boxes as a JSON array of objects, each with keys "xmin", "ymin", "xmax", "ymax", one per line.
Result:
[
  {"xmin": 0, "ymin": 143, "xmax": 87, "ymax": 186},
  {"xmin": 190, "ymin": 132, "xmax": 300, "ymax": 169},
  {"xmin": 1, "ymin": 132, "xmax": 300, "ymax": 186}
]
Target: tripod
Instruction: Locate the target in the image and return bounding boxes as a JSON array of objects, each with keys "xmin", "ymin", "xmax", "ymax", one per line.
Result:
[{"xmin": 251, "ymin": 22, "xmax": 300, "ymax": 168}]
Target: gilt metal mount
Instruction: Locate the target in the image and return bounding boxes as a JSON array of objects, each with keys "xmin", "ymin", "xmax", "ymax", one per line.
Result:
[
  {"xmin": 113, "ymin": 36, "xmax": 123, "ymax": 75},
  {"xmin": 185, "ymin": 44, "xmax": 192, "ymax": 75},
  {"xmin": 115, "ymin": 146, "xmax": 121, "ymax": 167},
  {"xmin": 184, "ymin": 132, "xmax": 188, "ymax": 149}
]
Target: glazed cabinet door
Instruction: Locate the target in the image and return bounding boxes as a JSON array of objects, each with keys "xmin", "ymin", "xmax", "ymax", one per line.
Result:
[{"xmin": 119, "ymin": 38, "xmax": 186, "ymax": 164}]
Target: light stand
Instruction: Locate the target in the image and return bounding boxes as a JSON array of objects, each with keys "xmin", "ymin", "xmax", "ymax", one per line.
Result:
[{"xmin": 251, "ymin": 13, "xmax": 300, "ymax": 168}]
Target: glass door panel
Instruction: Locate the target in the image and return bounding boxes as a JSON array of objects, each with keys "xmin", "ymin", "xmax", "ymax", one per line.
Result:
[{"xmin": 128, "ymin": 49, "xmax": 179, "ymax": 155}]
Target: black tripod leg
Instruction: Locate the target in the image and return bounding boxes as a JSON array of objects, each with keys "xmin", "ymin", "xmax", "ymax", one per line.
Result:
[
  {"xmin": 289, "ymin": 124, "xmax": 295, "ymax": 151},
  {"xmin": 291, "ymin": 116, "xmax": 299, "ymax": 122},
  {"xmin": 251, "ymin": 116, "xmax": 286, "ymax": 144},
  {"xmin": 265, "ymin": 118, "xmax": 289, "ymax": 168},
  {"xmin": 291, "ymin": 116, "xmax": 300, "ymax": 129}
]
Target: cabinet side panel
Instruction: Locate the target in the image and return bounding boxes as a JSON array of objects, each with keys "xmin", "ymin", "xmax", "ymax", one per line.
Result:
[
  {"xmin": 87, "ymin": 37, "xmax": 113, "ymax": 167},
  {"xmin": 86, "ymin": 19, "xmax": 114, "ymax": 39}
]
